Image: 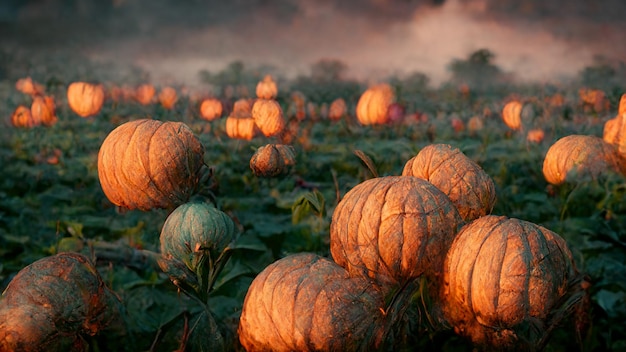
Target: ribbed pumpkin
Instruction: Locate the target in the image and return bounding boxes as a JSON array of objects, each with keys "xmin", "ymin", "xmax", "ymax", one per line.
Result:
[
  {"xmin": 0, "ymin": 252, "xmax": 123, "ymax": 352},
  {"xmin": 440, "ymin": 215, "xmax": 579, "ymax": 350},
  {"xmin": 10, "ymin": 106, "xmax": 39, "ymax": 128},
  {"xmin": 31, "ymin": 95, "xmax": 58, "ymax": 127},
  {"xmin": 249, "ymin": 144, "xmax": 296, "ymax": 178},
  {"xmin": 542, "ymin": 135, "xmax": 626, "ymax": 185},
  {"xmin": 67, "ymin": 81, "xmax": 105, "ymax": 117},
  {"xmin": 255, "ymin": 74, "xmax": 278, "ymax": 99},
  {"xmin": 158, "ymin": 86, "xmax": 178, "ymax": 110},
  {"xmin": 501, "ymin": 100, "xmax": 523, "ymax": 130},
  {"xmin": 328, "ymin": 98, "xmax": 347, "ymax": 121},
  {"xmin": 225, "ymin": 116, "xmax": 257, "ymax": 141},
  {"xmin": 603, "ymin": 112, "xmax": 626, "ymax": 155},
  {"xmin": 252, "ymin": 99, "xmax": 285, "ymax": 137},
  {"xmin": 619, "ymin": 93, "xmax": 626, "ymax": 116},
  {"xmin": 238, "ymin": 253, "xmax": 385, "ymax": 352},
  {"xmin": 160, "ymin": 201, "xmax": 236, "ymax": 272},
  {"xmin": 97, "ymin": 119, "xmax": 206, "ymax": 211},
  {"xmin": 199, "ymin": 98, "xmax": 223, "ymax": 121},
  {"xmin": 135, "ymin": 83, "xmax": 156, "ymax": 105},
  {"xmin": 402, "ymin": 144, "xmax": 496, "ymax": 222},
  {"xmin": 356, "ymin": 83, "xmax": 395, "ymax": 125},
  {"xmin": 330, "ymin": 176, "xmax": 463, "ymax": 290},
  {"xmin": 15, "ymin": 77, "xmax": 44, "ymax": 96}
]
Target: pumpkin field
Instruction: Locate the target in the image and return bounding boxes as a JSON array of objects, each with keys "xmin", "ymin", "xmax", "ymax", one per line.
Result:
[{"xmin": 1, "ymin": 52, "xmax": 626, "ymax": 351}]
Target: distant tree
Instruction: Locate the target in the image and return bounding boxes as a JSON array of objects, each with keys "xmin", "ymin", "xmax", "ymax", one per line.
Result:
[
  {"xmin": 310, "ymin": 58, "xmax": 348, "ymax": 82},
  {"xmin": 447, "ymin": 48, "xmax": 505, "ymax": 91}
]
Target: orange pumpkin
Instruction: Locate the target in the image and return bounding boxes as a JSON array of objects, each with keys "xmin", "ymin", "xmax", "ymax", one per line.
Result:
[
  {"xmin": 255, "ymin": 74, "xmax": 278, "ymax": 99},
  {"xmin": 158, "ymin": 86, "xmax": 178, "ymax": 110},
  {"xmin": 31, "ymin": 96, "xmax": 58, "ymax": 127},
  {"xmin": 604, "ymin": 113, "xmax": 626, "ymax": 154},
  {"xmin": 199, "ymin": 98, "xmax": 223, "ymax": 121},
  {"xmin": 10, "ymin": 106, "xmax": 40, "ymax": 128},
  {"xmin": 249, "ymin": 144, "xmax": 296, "ymax": 177},
  {"xmin": 251, "ymin": 99, "xmax": 285, "ymax": 137},
  {"xmin": 355, "ymin": 83, "xmax": 395, "ymax": 125},
  {"xmin": 526, "ymin": 128, "xmax": 545, "ymax": 144},
  {"xmin": 225, "ymin": 116, "xmax": 257, "ymax": 141},
  {"xmin": 97, "ymin": 119, "xmax": 206, "ymax": 211},
  {"xmin": 67, "ymin": 82, "xmax": 105, "ymax": 117},
  {"xmin": 467, "ymin": 116, "xmax": 484, "ymax": 134},
  {"xmin": 619, "ymin": 93, "xmax": 626, "ymax": 116},
  {"xmin": 440, "ymin": 215, "xmax": 580, "ymax": 350},
  {"xmin": 135, "ymin": 84, "xmax": 156, "ymax": 105},
  {"xmin": 543, "ymin": 135, "xmax": 626, "ymax": 185},
  {"xmin": 501, "ymin": 100, "xmax": 523, "ymax": 130},
  {"xmin": 15, "ymin": 77, "xmax": 44, "ymax": 96}
]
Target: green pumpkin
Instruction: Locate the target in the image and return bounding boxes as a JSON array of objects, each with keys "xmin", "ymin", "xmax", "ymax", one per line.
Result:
[{"xmin": 160, "ymin": 201, "xmax": 236, "ymax": 272}]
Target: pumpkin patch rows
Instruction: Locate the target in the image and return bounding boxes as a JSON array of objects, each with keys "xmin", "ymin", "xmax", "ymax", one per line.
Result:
[{"xmin": 1, "ymin": 70, "xmax": 625, "ymax": 351}]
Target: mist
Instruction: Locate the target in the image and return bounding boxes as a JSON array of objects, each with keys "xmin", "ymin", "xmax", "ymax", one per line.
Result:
[{"xmin": 1, "ymin": 0, "xmax": 624, "ymax": 86}]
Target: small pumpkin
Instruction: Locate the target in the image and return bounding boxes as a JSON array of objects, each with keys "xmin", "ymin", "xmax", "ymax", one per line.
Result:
[
  {"xmin": 603, "ymin": 111, "xmax": 626, "ymax": 155},
  {"xmin": 467, "ymin": 116, "xmax": 484, "ymax": 134},
  {"xmin": 356, "ymin": 83, "xmax": 395, "ymax": 125},
  {"xmin": 526, "ymin": 128, "xmax": 545, "ymax": 144},
  {"xmin": 158, "ymin": 86, "xmax": 178, "ymax": 110},
  {"xmin": 542, "ymin": 135, "xmax": 626, "ymax": 185},
  {"xmin": 619, "ymin": 93, "xmax": 626, "ymax": 116},
  {"xmin": 440, "ymin": 215, "xmax": 580, "ymax": 350},
  {"xmin": 225, "ymin": 115, "xmax": 257, "ymax": 141},
  {"xmin": 251, "ymin": 99, "xmax": 285, "ymax": 137},
  {"xmin": 15, "ymin": 77, "xmax": 44, "ymax": 96},
  {"xmin": 160, "ymin": 201, "xmax": 236, "ymax": 273},
  {"xmin": 135, "ymin": 83, "xmax": 156, "ymax": 105},
  {"xmin": 97, "ymin": 118, "xmax": 206, "ymax": 211},
  {"xmin": 199, "ymin": 98, "xmax": 223, "ymax": 121},
  {"xmin": 10, "ymin": 105, "xmax": 39, "ymax": 128},
  {"xmin": 328, "ymin": 98, "xmax": 347, "ymax": 121},
  {"xmin": 402, "ymin": 144, "xmax": 496, "ymax": 222},
  {"xmin": 67, "ymin": 81, "xmax": 105, "ymax": 117},
  {"xmin": 255, "ymin": 74, "xmax": 278, "ymax": 99},
  {"xmin": 501, "ymin": 100, "xmax": 523, "ymax": 130},
  {"xmin": 238, "ymin": 253, "xmax": 385, "ymax": 352},
  {"xmin": 31, "ymin": 95, "xmax": 58, "ymax": 127},
  {"xmin": 249, "ymin": 144, "xmax": 296, "ymax": 178},
  {"xmin": 330, "ymin": 176, "xmax": 463, "ymax": 291}
]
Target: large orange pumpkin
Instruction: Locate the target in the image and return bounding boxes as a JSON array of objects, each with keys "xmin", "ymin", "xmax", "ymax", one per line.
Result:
[
  {"xmin": 67, "ymin": 82, "xmax": 105, "ymax": 117},
  {"xmin": 97, "ymin": 119, "xmax": 206, "ymax": 211},
  {"xmin": 238, "ymin": 253, "xmax": 385, "ymax": 352},
  {"xmin": 330, "ymin": 176, "xmax": 463, "ymax": 291},
  {"xmin": 402, "ymin": 144, "xmax": 496, "ymax": 222},
  {"xmin": 542, "ymin": 135, "xmax": 626, "ymax": 185},
  {"xmin": 440, "ymin": 215, "xmax": 580, "ymax": 350},
  {"xmin": 355, "ymin": 83, "xmax": 395, "ymax": 125},
  {"xmin": 10, "ymin": 106, "xmax": 39, "ymax": 128}
]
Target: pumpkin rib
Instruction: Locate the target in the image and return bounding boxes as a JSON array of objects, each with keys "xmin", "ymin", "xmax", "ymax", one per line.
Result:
[
  {"xmin": 102, "ymin": 122, "xmax": 141, "ymax": 208},
  {"xmin": 136, "ymin": 121, "xmax": 170, "ymax": 206}
]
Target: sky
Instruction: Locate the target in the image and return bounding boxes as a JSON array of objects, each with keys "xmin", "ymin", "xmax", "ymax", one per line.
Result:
[{"xmin": 1, "ymin": 0, "xmax": 624, "ymax": 86}]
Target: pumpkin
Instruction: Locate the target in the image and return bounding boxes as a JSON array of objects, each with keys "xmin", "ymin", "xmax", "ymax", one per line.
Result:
[
  {"xmin": 501, "ymin": 100, "xmax": 523, "ymax": 130},
  {"xmin": 619, "ymin": 93, "xmax": 626, "ymax": 116},
  {"xmin": 158, "ymin": 86, "xmax": 178, "ymax": 110},
  {"xmin": 578, "ymin": 88, "xmax": 609, "ymax": 113},
  {"xmin": 603, "ymin": 112, "xmax": 626, "ymax": 155},
  {"xmin": 255, "ymin": 74, "xmax": 278, "ymax": 99},
  {"xmin": 10, "ymin": 105, "xmax": 40, "ymax": 128},
  {"xmin": 15, "ymin": 77, "xmax": 44, "ymax": 96},
  {"xmin": 199, "ymin": 98, "xmax": 223, "ymax": 121},
  {"xmin": 97, "ymin": 118, "xmax": 206, "ymax": 211},
  {"xmin": 135, "ymin": 83, "xmax": 156, "ymax": 105},
  {"xmin": 330, "ymin": 176, "xmax": 463, "ymax": 290},
  {"xmin": 526, "ymin": 128, "xmax": 545, "ymax": 144},
  {"xmin": 225, "ymin": 115, "xmax": 257, "ymax": 141},
  {"xmin": 251, "ymin": 99, "xmax": 285, "ymax": 137},
  {"xmin": 31, "ymin": 95, "xmax": 58, "ymax": 127},
  {"xmin": 402, "ymin": 144, "xmax": 496, "ymax": 222},
  {"xmin": 542, "ymin": 135, "xmax": 626, "ymax": 185},
  {"xmin": 232, "ymin": 98, "xmax": 253, "ymax": 118},
  {"xmin": 160, "ymin": 201, "xmax": 236, "ymax": 273},
  {"xmin": 67, "ymin": 82, "xmax": 105, "ymax": 117},
  {"xmin": 356, "ymin": 83, "xmax": 395, "ymax": 125},
  {"xmin": 328, "ymin": 98, "xmax": 347, "ymax": 121},
  {"xmin": 0, "ymin": 252, "xmax": 123, "ymax": 352},
  {"xmin": 467, "ymin": 116, "xmax": 484, "ymax": 134},
  {"xmin": 249, "ymin": 144, "xmax": 296, "ymax": 178},
  {"xmin": 238, "ymin": 253, "xmax": 385, "ymax": 352},
  {"xmin": 440, "ymin": 215, "xmax": 580, "ymax": 350}
]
